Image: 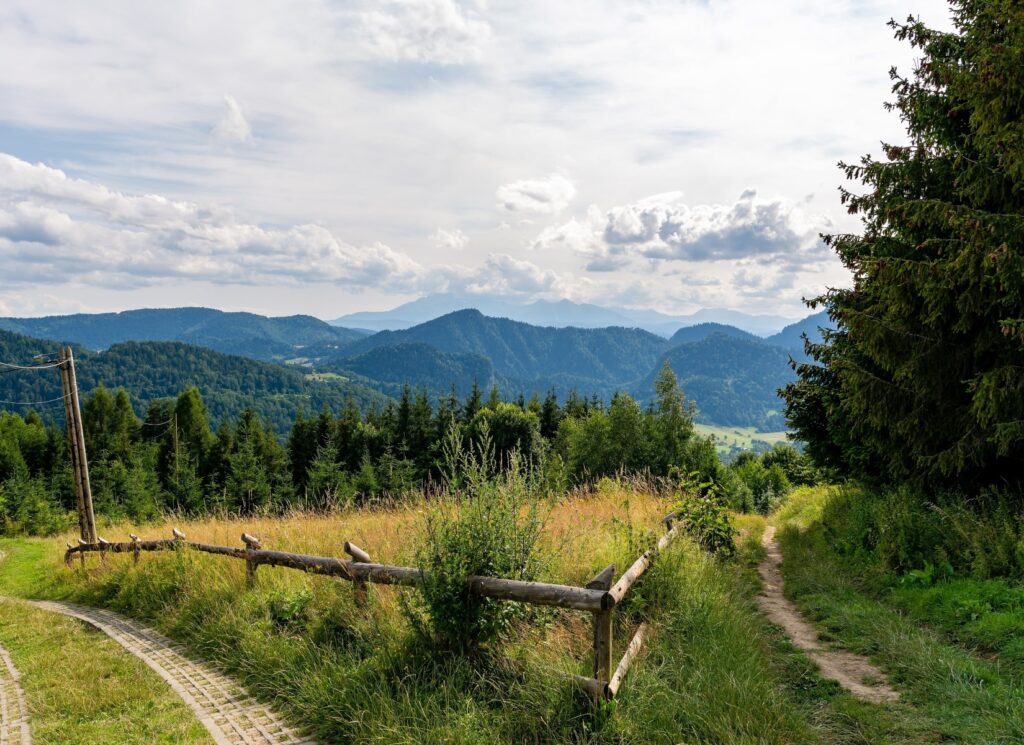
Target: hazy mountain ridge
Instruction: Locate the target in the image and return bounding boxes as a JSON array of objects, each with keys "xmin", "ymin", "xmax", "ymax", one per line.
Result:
[
  {"xmin": 669, "ymin": 322, "xmax": 761, "ymax": 346},
  {"xmin": 332, "ymin": 293, "xmax": 799, "ymax": 336},
  {"xmin": 0, "ymin": 305, "xmax": 836, "ymax": 433},
  {"xmin": 334, "ymin": 309, "xmax": 670, "ymax": 386},
  {"xmin": 0, "ymin": 307, "xmax": 368, "ymax": 362}
]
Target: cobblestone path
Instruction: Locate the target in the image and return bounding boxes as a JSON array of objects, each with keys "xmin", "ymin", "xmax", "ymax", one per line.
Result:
[{"xmin": 28, "ymin": 601, "xmax": 315, "ymax": 745}]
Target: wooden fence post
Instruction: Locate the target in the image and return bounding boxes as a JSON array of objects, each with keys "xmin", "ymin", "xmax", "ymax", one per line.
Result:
[
  {"xmin": 587, "ymin": 564, "xmax": 616, "ymax": 702},
  {"xmin": 130, "ymin": 534, "xmax": 141, "ymax": 565},
  {"xmin": 242, "ymin": 533, "xmax": 261, "ymax": 586},
  {"xmin": 345, "ymin": 542, "xmax": 371, "ymax": 605}
]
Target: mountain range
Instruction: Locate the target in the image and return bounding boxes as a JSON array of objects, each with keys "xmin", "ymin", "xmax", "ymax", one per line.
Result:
[
  {"xmin": 332, "ymin": 293, "xmax": 801, "ymax": 337},
  {"xmin": 0, "ymin": 305, "xmax": 835, "ymax": 433},
  {"xmin": 0, "ymin": 328, "xmax": 386, "ymax": 433},
  {"xmin": 0, "ymin": 308, "xmax": 367, "ymax": 362}
]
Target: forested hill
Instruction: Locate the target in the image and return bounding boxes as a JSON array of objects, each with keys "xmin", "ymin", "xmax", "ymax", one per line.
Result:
[
  {"xmin": 338, "ymin": 343, "xmax": 502, "ymax": 397},
  {"xmin": 669, "ymin": 323, "xmax": 761, "ymax": 346},
  {"xmin": 0, "ymin": 328, "xmax": 387, "ymax": 432},
  {"xmin": 334, "ymin": 309, "xmax": 670, "ymax": 385},
  {"xmin": 1, "ymin": 307, "xmax": 831, "ymax": 434},
  {"xmin": 0, "ymin": 307, "xmax": 368, "ymax": 362},
  {"xmin": 764, "ymin": 310, "xmax": 833, "ymax": 353},
  {"xmin": 636, "ymin": 333, "xmax": 796, "ymax": 431}
]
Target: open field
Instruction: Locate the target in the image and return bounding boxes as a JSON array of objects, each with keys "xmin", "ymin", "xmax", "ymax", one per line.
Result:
[
  {"xmin": 0, "ymin": 486, "xmax": 839, "ymax": 744},
  {"xmin": 694, "ymin": 424, "xmax": 790, "ymax": 454},
  {"xmin": 3, "ymin": 484, "xmax": 1020, "ymax": 742}
]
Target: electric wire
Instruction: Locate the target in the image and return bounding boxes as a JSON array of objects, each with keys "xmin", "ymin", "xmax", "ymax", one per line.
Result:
[
  {"xmin": 0, "ymin": 360, "xmax": 64, "ymax": 370},
  {"xmin": 0, "ymin": 392, "xmax": 71, "ymax": 406}
]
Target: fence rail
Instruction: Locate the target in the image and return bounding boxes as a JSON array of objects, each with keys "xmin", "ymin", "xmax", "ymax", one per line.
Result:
[{"xmin": 65, "ymin": 510, "xmax": 682, "ymax": 703}]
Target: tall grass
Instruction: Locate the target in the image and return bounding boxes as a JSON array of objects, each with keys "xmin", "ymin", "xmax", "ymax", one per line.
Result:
[{"xmin": 0, "ymin": 480, "xmax": 847, "ymax": 744}]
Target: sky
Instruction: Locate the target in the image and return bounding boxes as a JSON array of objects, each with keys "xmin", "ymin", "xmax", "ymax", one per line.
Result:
[{"xmin": 0, "ymin": 0, "xmax": 954, "ymax": 321}]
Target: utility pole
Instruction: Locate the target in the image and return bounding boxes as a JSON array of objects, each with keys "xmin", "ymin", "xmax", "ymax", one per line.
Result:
[{"xmin": 59, "ymin": 347, "xmax": 97, "ymax": 543}]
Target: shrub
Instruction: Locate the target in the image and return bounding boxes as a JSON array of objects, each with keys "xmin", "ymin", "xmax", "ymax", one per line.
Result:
[
  {"xmin": 674, "ymin": 477, "xmax": 737, "ymax": 558},
  {"xmin": 412, "ymin": 431, "xmax": 547, "ymax": 651},
  {"xmin": 812, "ymin": 484, "xmax": 1024, "ymax": 579}
]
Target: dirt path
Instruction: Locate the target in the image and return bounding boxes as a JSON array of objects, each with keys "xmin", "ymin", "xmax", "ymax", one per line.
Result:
[
  {"xmin": 0, "ymin": 641, "xmax": 31, "ymax": 745},
  {"xmin": 756, "ymin": 526, "xmax": 899, "ymax": 704},
  {"xmin": 26, "ymin": 601, "xmax": 314, "ymax": 745}
]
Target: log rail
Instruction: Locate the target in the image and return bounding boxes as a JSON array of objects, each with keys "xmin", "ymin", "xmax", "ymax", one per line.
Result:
[{"xmin": 65, "ymin": 511, "xmax": 684, "ymax": 703}]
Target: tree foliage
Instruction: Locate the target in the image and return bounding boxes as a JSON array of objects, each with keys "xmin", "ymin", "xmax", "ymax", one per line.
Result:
[{"xmin": 783, "ymin": 1, "xmax": 1024, "ymax": 491}]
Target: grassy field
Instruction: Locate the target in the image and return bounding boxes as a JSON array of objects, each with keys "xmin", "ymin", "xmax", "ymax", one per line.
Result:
[
  {"xmin": 0, "ymin": 484, "xmax": 846, "ymax": 744},
  {"xmin": 4, "ymin": 483, "xmax": 1020, "ymax": 742},
  {"xmin": 693, "ymin": 424, "xmax": 790, "ymax": 454}
]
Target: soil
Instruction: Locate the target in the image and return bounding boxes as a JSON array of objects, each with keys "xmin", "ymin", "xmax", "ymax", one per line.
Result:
[{"xmin": 757, "ymin": 525, "xmax": 899, "ymax": 704}]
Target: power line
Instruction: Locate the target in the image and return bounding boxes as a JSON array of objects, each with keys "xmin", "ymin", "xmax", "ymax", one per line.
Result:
[
  {"xmin": 0, "ymin": 358, "xmax": 63, "ymax": 370},
  {"xmin": 140, "ymin": 417, "xmax": 175, "ymax": 427},
  {"xmin": 0, "ymin": 392, "xmax": 71, "ymax": 406}
]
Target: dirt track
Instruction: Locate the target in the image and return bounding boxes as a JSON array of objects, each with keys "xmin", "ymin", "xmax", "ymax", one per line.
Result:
[{"xmin": 756, "ymin": 526, "xmax": 899, "ymax": 704}]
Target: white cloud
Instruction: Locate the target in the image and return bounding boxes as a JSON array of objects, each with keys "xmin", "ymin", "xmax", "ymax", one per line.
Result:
[
  {"xmin": 214, "ymin": 95, "xmax": 252, "ymax": 144},
  {"xmin": 534, "ymin": 191, "xmax": 830, "ymax": 266},
  {"xmin": 0, "ymin": 154, "xmax": 577, "ymax": 308},
  {"xmin": 456, "ymin": 253, "xmax": 567, "ymax": 297},
  {"xmin": 359, "ymin": 0, "xmax": 492, "ymax": 65},
  {"xmin": 0, "ymin": 153, "xmax": 425, "ymax": 290},
  {"xmin": 0, "ymin": 0, "xmax": 953, "ymax": 316},
  {"xmin": 430, "ymin": 227, "xmax": 468, "ymax": 251},
  {"xmin": 496, "ymin": 173, "xmax": 576, "ymax": 215}
]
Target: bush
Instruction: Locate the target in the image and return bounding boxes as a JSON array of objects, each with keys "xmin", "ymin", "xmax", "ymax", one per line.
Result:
[
  {"xmin": 412, "ymin": 431, "xmax": 546, "ymax": 650},
  {"xmin": 812, "ymin": 484, "xmax": 1024, "ymax": 579},
  {"xmin": 674, "ymin": 478, "xmax": 737, "ymax": 558}
]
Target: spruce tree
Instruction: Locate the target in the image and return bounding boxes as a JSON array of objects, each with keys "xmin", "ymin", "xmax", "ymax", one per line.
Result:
[{"xmin": 784, "ymin": 0, "xmax": 1024, "ymax": 490}]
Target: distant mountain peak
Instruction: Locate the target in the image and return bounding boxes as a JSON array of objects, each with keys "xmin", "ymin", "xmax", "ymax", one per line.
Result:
[{"xmin": 331, "ymin": 293, "xmax": 798, "ymax": 336}]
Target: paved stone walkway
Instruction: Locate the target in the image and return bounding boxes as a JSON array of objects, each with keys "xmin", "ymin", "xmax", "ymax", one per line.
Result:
[
  {"xmin": 0, "ymin": 642, "xmax": 31, "ymax": 745},
  {"xmin": 28, "ymin": 601, "xmax": 315, "ymax": 745}
]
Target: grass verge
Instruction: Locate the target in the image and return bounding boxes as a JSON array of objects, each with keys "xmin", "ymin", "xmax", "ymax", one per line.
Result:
[{"xmin": 775, "ymin": 487, "xmax": 1024, "ymax": 742}]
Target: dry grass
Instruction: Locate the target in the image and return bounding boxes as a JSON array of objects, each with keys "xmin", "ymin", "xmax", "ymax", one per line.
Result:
[{"xmin": 71, "ymin": 480, "xmax": 672, "ymax": 586}]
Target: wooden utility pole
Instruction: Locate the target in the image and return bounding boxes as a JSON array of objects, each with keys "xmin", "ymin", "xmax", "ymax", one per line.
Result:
[{"xmin": 59, "ymin": 347, "xmax": 97, "ymax": 543}]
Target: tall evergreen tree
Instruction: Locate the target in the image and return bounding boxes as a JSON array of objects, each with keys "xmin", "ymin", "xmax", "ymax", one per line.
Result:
[{"xmin": 783, "ymin": 1, "xmax": 1024, "ymax": 490}]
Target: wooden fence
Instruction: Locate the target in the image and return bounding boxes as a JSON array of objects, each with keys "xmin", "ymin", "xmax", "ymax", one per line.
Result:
[{"xmin": 65, "ymin": 511, "xmax": 682, "ymax": 703}]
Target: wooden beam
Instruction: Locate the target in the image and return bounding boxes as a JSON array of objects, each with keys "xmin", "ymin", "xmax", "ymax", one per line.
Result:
[
  {"xmin": 467, "ymin": 576, "xmax": 610, "ymax": 612},
  {"xmin": 344, "ymin": 542, "xmax": 371, "ymax": 564},
  {"xmin": 607, "ymin": 526, "xmax": 680, "ymax": 605},
  {"xmin": 566, "ymin": 672, "xmax": 609, "ymax": 701},
  {"xmin": 607, "ymin": 623, "xmax": 649, "ymax": 698},
  {"xmin": 586, "ymin": 564, "xmax": 615, "ymax": 590}
]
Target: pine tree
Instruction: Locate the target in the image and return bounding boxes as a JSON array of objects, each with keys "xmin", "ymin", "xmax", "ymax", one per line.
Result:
[{"xmin": 783, "ymin": 1, "xmax": 1024, "ymax": 490}]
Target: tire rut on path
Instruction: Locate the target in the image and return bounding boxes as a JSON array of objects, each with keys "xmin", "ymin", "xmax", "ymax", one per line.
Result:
[
  {"xmin": 26, "ymin": 601, "xmax": 315, "ymax": 745},
  {"xmin": 0, "ymin": 641, "xmax": 31, "ymax": 745},
  {"xmin": 756, "ymin": 526, "xmax": 899, "ymax": 704}
]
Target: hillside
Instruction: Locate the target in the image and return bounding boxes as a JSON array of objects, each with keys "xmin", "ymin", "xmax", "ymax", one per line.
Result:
[
  {"xmin": 668, "ymin": 322, "xmax": 760, "ymax": 346},
  {"xmin": 337, "ymin": 310, "xmax": 670, "ymax": 387},
  {"xmin": 0, "ymin": 308, "xmax": 367, "ymax": 362},
  {"xmin": 0, "ymin": 328, "xmax": 387, "ymax": 432},
  {"xmin": 334, "ymin": 342, "xmax": 501, "ymax": 397},
  {"xmin": 764, "ymin": 310, "xmax": 834, "ymax": 353},
  {"xmin": 640, "ymin": 333, "xmax": 795, "ymax": 430}
]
